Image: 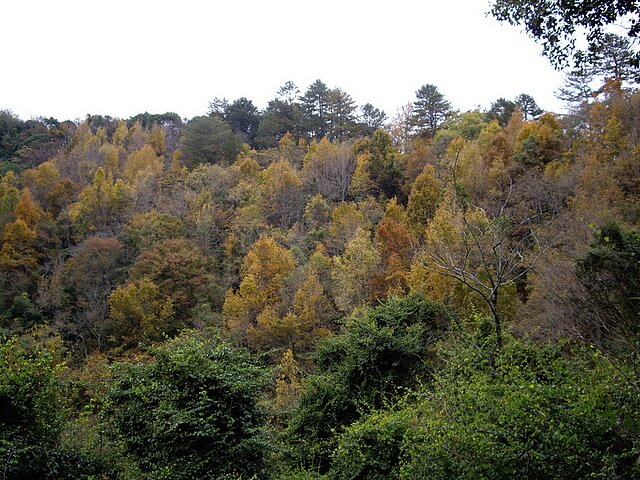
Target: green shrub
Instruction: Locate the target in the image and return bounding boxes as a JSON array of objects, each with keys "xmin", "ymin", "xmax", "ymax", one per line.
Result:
[
  {"xmin": 287, "ymin": 295, "xmax": 450, "ymax": 471},
  {"xmin": 0, "ymin": 337, "xmax": 103, "ymax": 479},
  {"xmin": 105, "ymin": 333, "xmax": 270, "ymax": 479}
]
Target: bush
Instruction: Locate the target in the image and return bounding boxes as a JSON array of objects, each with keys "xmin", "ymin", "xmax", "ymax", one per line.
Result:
[
  {"xmin": 330, "ymin": 408, "xmax": 413, "ymax": 480},
  {"xmin": 401, "ymin": 342, "xmax": 640, "ymax": 478},
  {"xmin": 330, "ymin": 338, "xmax": 640, "ymax": 480},
  {"xmin": 0, "ymin": 336, "xmax": 103, "ymax": 479},
  {"xmin": 104, "ymin": 333, "xmax": 271, "ymax": 479},
  {"xmin": 287, "ymin": 295, "xmax": 450, "ymax": 471}
]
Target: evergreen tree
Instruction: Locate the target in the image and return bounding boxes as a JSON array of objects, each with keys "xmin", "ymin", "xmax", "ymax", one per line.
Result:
[
  {"xmin": 515, "ymin": 93, "xmax": 543, "ymax": 120},
  {"xmin": 411, "ymin": 84, "xmax": 452, "ymax": 137},
  {"xmin": 300, "ymin": 79, "xmax": 330, "ymax": 139},
  {"xmin": 487, "ymin": 98, "xmax": 517, "ymax": 127}
]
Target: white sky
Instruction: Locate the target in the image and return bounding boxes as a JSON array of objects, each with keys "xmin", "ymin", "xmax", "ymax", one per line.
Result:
[{"xmin": 1, "ymin": 0, "xmax": 566, "ymax": 122}]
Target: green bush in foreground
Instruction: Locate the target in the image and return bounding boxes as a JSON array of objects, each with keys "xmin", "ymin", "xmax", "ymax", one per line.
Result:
[
  {"xmin": 330, "ymin": 339, "xmax": 640, "ymax": 480},
  {"xmin": 0, "ymin": 336, "xmax": 103, "ymax": 479},
  {"xmin": 105, "ymin": 333, "xmax": 270, "ymax": 480},
  {"xmin": 287, "ymin": 294, "xmax": 451, "ymax": 471}
]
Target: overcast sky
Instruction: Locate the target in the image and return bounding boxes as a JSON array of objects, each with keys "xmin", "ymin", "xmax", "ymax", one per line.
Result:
[{"xmin": 2, "ymin": 0, "xmax": 566, "ymax": 122}]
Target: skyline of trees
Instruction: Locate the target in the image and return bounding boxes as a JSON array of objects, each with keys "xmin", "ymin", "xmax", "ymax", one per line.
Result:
[
  {"xmin": 2, "ymin": 79, "xmax": 553, "ymax": 177},
  {"xmin": 1, "ymin": 71, "xmax": 640, "ymax": 478}
]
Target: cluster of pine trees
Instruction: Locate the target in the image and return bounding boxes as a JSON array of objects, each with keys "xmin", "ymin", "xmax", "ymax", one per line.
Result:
[{"xmin": 1, "ymin": 72, "xmax": 639, "ymax": 478}]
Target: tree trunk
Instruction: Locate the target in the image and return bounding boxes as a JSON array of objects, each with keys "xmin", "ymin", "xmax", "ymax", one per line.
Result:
[{"xmin": 488, "ymin": 289, "xmax": 503, "ymax": 370}]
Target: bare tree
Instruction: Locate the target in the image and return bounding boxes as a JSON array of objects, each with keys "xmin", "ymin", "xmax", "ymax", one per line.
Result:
[
  {"xmin": 422, "ymin": 151, "xmax": 553, "ymax": 361},
  {"xmin": 302, "ymin": 138, "xmax": 355, "ymax": 202}
]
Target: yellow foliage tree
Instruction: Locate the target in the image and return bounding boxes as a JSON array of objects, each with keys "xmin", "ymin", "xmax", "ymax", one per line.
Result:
[
  {"xmin": 303, "ymin": 194, "xmax": 332, "ymax": 229},
  {"xmin": 243, "ymin": 236, "xmax": 296, "ymax": 303},
  {"xmin": 247, "ymin": 306, "xmax": 299, "ymax": 356},
  {"xmin": 406, "ymin": 164, "xmax": 443, "ymax": 234},
  {"xmin": 572, "ymin": 102, "xmax": 627, "ymax": 222},
  {"xmin": 233, "ymin": 156, "xmax": 261, "ymax": 179},
  {"xmin": 124, "ymin": 144, "xmax": 163, "ymax": 180},
  {"xmin": 274, "ymin": 349, "xmax": 302, "ymax": 414},
  {"xmin": 68, "ymin": 122, "xmax": 101, "ymax": 153},
  {"xmin": 0, "ymin": 217, "xmax": 42, "ymax": 309},
  {"xmin": 148, "ymin": 125, "xmax": 166, "ymax": 156},
  {"xmin": 247, "ymin": 267, "xmax": 333, "ymax": 359},
  {"xmin": 0, "ymin": 172, "xmax": 20, "ymax": 228},
  {"xmin": 290, "ymin": 268, "xmax": 334, "ymax": 347},
  {"xmin": 223, "ymin": 236, "xmax": 295, "ymax": 345},
  {"xmin": 326, "ymin": 202, "xmax": 369, "ymax": 254},
  {"xmin": 260, "ymin": 157, "xmax": 303, "ymax": 228},
  {"xmin": 14, "ymin": 189, "xmax": 44, "ymax": 228},
  {"xmin": 68, "ymin": 168, "xmax": 130, "ymax": 236},
  {"xmin": 332, "ymin": 228, "xmax": 380, "ymax": 313},
  {"xmin": 349, "ymin": 153, "xmax": 375, "ymax": 199},
  {"xmin": 21, "ymin": 161, "xmax": 61, "ymax": 206},
  {"xmin": 108, "ymin": 277, "xmax": 175, "ymax": 344},
  {"xmin": 223, "ymin": 274, "xmax": 264, "ymax": 345},
  {"xmin": 0, "ymin": 190, "xmax": 45, "ymax": 295},
  {"xmin": 372, "ymin": 198, "xmax": 415, "ymax": 299},
  {"xmin": 99, "ymin": 143, "xmax": 124, "ymax": 176},
  {"xmin": 0, "ymin": 218, "xmax": 39, "ymax": 269},
  {"xmin": 113, "ymin": 120, "xmax": 128, "ymax": 147}
]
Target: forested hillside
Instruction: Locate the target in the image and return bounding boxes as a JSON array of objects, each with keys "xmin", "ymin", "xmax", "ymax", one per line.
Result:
[{"xmin": 2, "ymin": 31, "xmax": 640, "ymax": 479}]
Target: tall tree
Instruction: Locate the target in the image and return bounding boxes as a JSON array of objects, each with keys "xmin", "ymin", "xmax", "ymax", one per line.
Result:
[
  {"xmin": 327, "ymin": 88, "xmax": 358, "ymax": 140},
  {"xmin": 406, "ymin": 164, "xmax": 444, "ymax": 234},
  {"xmin": 0, "ymin": 215, "xmax": 41, "ymax": 317},
  {"xmin": 487, "ymin": 98, "xmax": 517, "ymax": 127},
  {"xmin": 255, "ymin": 98, "xmax": 303, "ymax": 148},
  {"xmin": 300, "ymin": 79, "xmax": 330, "ymax": 139},
  {"xmin": 590, "ymin": 33, "xmax": 640, "ymax": 83},
  {"xmin": 556, "ymin": 68, "xmax": 596, "ymax": 106},
  {"xmin": 411, "ymin": 84, "xmax": 453, "ymax": 137},
  {"xmin": 210, "ymin": 97, "xmax": 261, "ymax": 145},
  {"xmin": 208, "ymin": 97, "xmax": 229, "ymax": 116},
  {"xmin": 359, "ymin": 103, "xmax": 388, "ymax": 136},
  {"xmin": 260, "ymin": 157, "xmax": 304, "ymax": 229},
  {"xmin": 371, "ymin": 199, "xmax": 415, "ymax": 299},
  {"xmin": 223, "ymin": 236, "xmax": 295, "ymax": 345},
  {"xmin": 247, "ymin": 268, "xmax": 333, "ymax": 359},
  {"xmin": 326, "ymin": 202, "xmax": 369, "ymax": 255},
  {"xmin": 332, "ymin": 228, "xmax": 380, "ymax": 312},
  {"xmin": 514, "ymin": 93, "xmax": 543, "ymax": 120},
  {"xmin": 277, "ymin": 81, "xmax": 300, "ymax": 104}
]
